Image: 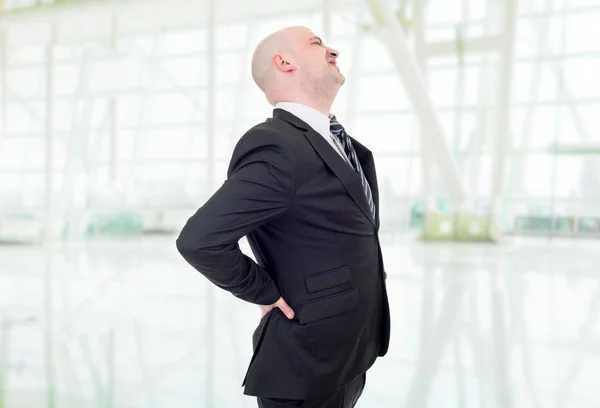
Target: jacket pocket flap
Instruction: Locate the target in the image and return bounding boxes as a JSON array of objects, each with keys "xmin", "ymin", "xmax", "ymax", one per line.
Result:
[
  {"xmin": 298, "ymin": 289, "xmax": 359, "ymax": 324},
  {"xmin": 305, "ymin": 266, "xmax": 351, "ymax": 293}
]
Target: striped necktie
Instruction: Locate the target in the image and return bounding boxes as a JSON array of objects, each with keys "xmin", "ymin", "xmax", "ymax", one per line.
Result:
[{"xmin": 329, "ymin": 115, "xmax": 376, "ymax": 220}]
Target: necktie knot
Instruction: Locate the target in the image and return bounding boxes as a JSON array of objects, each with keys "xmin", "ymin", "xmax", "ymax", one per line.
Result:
[{"xmin": 329, "ymin": 115, "xmax": 345, "ymax": 138}]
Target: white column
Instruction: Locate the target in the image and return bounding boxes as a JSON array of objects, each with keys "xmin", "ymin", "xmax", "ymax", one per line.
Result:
[
  {"xmin": 205, "ymin": 1, "xmax": 217, "ymax": 407},
  {"xmin": 43, "ymin": 25, "xmax": 57, "ymax": 408},
  {"xmin": 109, "ymin": 98, "xmax": 117, "ymax": 183},
  {"xmin": 44, "ymin": 25, "xmax": 57, "ymax": 240},
  {"xmin": 207, "ymin": 0, "xmax": 216, "ymax": 193},
  {"xmin": 468, "ymin": 0, "xmax": 496, "ymax": 201},
  {"xmin": 412, "ymin": 0, "xmax": 436, "ymax": 212},
  {"xmin": 43, "ymin": 255, "xmax": 56, "ymax": 408},
  {"xmin": 321, "ymin": 0, "xmax": 331, "ymax": 40},
  {"xmin": 0, "ymin": 318, "xmax": 8, "ymax": 408},
  {"xmin": 490, "ymin": 0, "xmax": 517, "ymax": 218},
  {"xmin": 0, "ymin": 28, "xmax": 6, "ymax": 141},
  {"xmin": 109, "ymin": 14, "xmax": 117, "ymax": 184}
]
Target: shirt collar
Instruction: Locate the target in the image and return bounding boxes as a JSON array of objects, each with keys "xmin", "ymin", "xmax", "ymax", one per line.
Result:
[{"xmin": 275, "ymin": 102, "xmax": 331, "ymax": 139}]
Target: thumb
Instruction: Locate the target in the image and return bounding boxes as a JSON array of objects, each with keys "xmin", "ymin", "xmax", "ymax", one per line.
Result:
[{"xmin": 276, "ymin": 298, "xmax": 295, "ymax": 320}]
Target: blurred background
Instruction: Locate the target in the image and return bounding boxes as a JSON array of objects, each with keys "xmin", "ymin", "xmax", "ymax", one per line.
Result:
[{"xmin": 0, "ymin": 0, "xmax": 599, "ymax": 407}]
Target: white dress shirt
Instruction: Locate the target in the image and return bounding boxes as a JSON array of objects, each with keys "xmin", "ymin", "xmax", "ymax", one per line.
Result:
[{"xmin": 275, "ymin": 102, "xmax": 347, "ymax": 161}]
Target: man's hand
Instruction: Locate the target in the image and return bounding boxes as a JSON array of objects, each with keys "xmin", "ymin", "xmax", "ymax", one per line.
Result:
[{"xmin": 259, "ymin": 297, "xmax": 295, "ymax": 320}]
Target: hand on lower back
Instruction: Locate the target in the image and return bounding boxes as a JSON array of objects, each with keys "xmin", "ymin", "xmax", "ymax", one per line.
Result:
[{"xmin": 259, "ymin": 297, "xmax": 295, "ymax": 320}]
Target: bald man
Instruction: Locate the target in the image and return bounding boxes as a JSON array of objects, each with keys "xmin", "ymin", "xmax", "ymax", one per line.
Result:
[{"xmin": 176, "ymin": 26, "xmax": 390, "ymax": 408}]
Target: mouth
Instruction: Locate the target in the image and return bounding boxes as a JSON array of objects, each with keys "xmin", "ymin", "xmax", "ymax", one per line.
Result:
[{"xmin": 328, "ymin": 60, "xmax": 339, "ymax": 70}]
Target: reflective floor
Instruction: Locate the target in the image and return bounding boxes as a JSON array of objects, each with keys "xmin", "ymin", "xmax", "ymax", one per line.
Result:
[{"xmin": 1, "ymin": 235, "xmax": 599, "ymax": 408}]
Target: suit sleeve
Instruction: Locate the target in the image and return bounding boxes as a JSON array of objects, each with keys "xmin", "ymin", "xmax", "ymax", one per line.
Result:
[{"xmin": 175, "ymin": 128, "xmax": 295, "ymax": 305}]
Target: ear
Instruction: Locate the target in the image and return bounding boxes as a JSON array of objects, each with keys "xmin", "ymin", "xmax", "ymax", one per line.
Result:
[{"xmin": 272, "ymin": 54, "xmax": 296, "ymax": 73}]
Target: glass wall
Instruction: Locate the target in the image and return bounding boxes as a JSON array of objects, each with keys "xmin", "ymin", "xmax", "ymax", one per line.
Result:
[{"xmin": 1, "ymin": 0, "xmax": 599, "ymax": 240}]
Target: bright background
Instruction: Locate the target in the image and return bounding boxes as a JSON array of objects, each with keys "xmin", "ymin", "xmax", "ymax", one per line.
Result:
[{"xmin": 0, "ymin": 0, "xmax": 599, "ymax": 407}]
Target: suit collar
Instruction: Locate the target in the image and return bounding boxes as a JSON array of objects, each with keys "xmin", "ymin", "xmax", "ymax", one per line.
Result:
[
  {"xmin": 274, "ymin": 109, "xmax": 378, "ymax": 229},
  {"xmin": 273, "ymin": 108, "xmax": 380, "ymax": 229},
  {"xmin": 273, "ymin": 108, "xmax": 312, "ymax": 131},
  {"xmin": 274, "ymin": 103, "xmax": 331, "ymax": 140}
]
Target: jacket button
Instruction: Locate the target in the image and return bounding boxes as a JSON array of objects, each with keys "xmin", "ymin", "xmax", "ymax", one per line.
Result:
[{"xmin": 383, "ymin": 271, "xmax": 387, "ymax": 280}]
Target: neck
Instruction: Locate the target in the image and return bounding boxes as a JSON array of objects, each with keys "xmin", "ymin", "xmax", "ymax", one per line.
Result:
[{"xmin": 272, "ymin": 91, "xmax": 336, "ymax": 117}]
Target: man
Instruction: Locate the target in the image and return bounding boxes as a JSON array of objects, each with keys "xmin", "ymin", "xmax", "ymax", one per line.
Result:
[{"xmin": 176, "ymin": 26, "xmax": 390, "ymax": 408}]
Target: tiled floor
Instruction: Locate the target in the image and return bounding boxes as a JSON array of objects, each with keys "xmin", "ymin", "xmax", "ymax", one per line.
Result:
[{"xmin": 1, "ymin": 235, "xmax": 599, "ymax": 407}]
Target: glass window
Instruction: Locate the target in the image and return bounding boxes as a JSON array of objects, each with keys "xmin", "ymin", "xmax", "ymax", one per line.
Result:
[
  {"xmin": 563, "ymin": 57, "xmax": 600, "ymax": 98},
  {"xmin": 242, "ymin": 86, "xmax": 272, "ymax": 120},
  {"xmin": 6, "ymin": 102, "xmax": 44, "ymax": 134},
  {"xmin": 6, "ymin": 23, "xmax": 49, "ymax": 49},
  {"xmin": 153, "ymin": 57, "xmax": 207, "ymax": 89},
  {"xmin": 89, "ymin": 57, "xmax": 141, "ymax": 91},
  {"xmin": 216, "ymin": 23, "xmax": 249, "ymax": 50},
  {"xmin": 136, "ymin": 128, "xmax": 197, "ymax": 160},
  {"xmin": 132, "ymin": 162, "xmax": 190, "ymax": 183},
  {"xmin": 428, "ymin": 67, "xmax": 458, "ymax": 108},
  {"xmin": 330, "ymin": 8, "xmax": 362, "ymax": 37},
  {"xmin": 565, "ymin": 11, "xmax": 600, "ymax": 53},
  {"xmin": 54, "ymin": 63, "xmax": 80, "ymax": 96},
  {"xmin": 554, "ymin": 156, "xmax": 585, "ymax": 197},
  {"xmin": 425, "ymin": 0, "xmax": 463, "ymax": 25},
  {"xmin": 216, "ymin": 52, "xmax": 245, "ymax": 85},
  {"xmin": 511, "ymin": 106, "xmax": 561, "ymax": 149},
  {"xmin": 144, "ymin": 93, "xmax": 203, "ymax": 124},
  {"xmin": 351, "ymin": 114, "xmax": 417, "ymax": 154},
  {"xmin": 474, "ymin": 153, "xmax": 493, "ymax": 197},
  {"xmin": 0, "ymin": 138, "xmax": 40, "ymax": 170},
  {"xmin": 514, "ymin": 61, "xmax": 559, "ymax": 102},
  {"xmin": 215, "ymin": 87, "xmax": 240, "ymax": 121},
  {"xmin": 116, "ymin": 35, "xmax": 157, "ymax": 56},
  {"xmin": 213, "ymin": 121, "xmax": 238, "ymax": 160},
  {"xmin": 356, "ymin": 73, "xmax": 411, "ymax": 112},
  {"xmin": 565, "ymin": 103, "xmax": 600, "ymax": 141},
  {"xmin": 564, "ymin": 0, "xmax": 600, "ymax": 10},
  {"xmin": 456, "ymin": 111, "xmax": 480, "ymax": 151},
  {"xmin": 425, "ymin": 26, "xmax": 458, "ymax": 42},
  {"xmin": 6, "ymin": 66, "xmax": 44, "ymax": 99},
  {"xmin": 57, "ymin": 13, "xmax": 110, "ymax": 40},
  {"xmin": 507, "ymin": 153, "xmax": 554, "ymax": 197},
  {"xmin": 558, "ymin": 105, "xmax": 587, "ymax": 144},
  {"xmin": 462, "ymin": 64, "xmax": 493, "ymax": 107},
  {"xmin": 376, "ymin": 157, "xmax": 422, "ymax": 197},
  {"xmin": 361, "ymin": 36, "xmax": 395, "ymax": 74},
  {"xmin": 516, "ymin": 17, "xmax": 564, "ymax": 58},
  {"xmin": 161, "ymin": 29, "xmax": 207, "ymax": 55}
]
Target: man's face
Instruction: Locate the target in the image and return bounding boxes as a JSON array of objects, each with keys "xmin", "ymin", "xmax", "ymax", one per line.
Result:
[{"xmin": 291, "ymin": 29, "xmax": 345, "ymax": 90}]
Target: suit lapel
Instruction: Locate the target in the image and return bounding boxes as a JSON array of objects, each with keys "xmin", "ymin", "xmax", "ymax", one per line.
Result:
[
  {"xmin": 303, "ymin": 129, "xmax": 377, "ymax": 228},
  {"xmin": 351, "ymin": 137, "xmax": 380, "ymax": 230},
  {"xmin": 273, "ymin": 109, "xmax": 376, "ymax": 229}
]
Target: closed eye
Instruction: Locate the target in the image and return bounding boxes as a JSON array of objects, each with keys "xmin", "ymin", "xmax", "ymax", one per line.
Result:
[{"xmin": 310, "ymin": 36, "xmax": 324, "ymax": 46}]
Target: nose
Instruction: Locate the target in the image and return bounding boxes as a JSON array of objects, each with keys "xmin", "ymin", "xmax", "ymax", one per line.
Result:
[{"xmin": 327, "ymin": 47, "xmax": 339, "ymax": 58}]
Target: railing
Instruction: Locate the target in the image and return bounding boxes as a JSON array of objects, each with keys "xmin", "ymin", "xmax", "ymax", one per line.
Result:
[{"xmin": 513, "ymin": 215, "xmax": 600, "ymax": 238}]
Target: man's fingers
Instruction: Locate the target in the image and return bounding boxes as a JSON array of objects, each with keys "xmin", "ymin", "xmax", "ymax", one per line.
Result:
[
  {"xmin": 276, "ymin": 297, "xmax": 295, "ymax": 320},
  {"xmin": 259, "ymin": 297, "xmax": 295, "ymax": 320},
  {"xmin": 258, "ymin": 304, "xmax": 271, "ymax": 318}
]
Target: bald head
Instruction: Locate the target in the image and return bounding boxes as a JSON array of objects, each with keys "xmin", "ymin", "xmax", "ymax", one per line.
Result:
[
  {"xmin": 250, "ymin": 26, "xmax": 344, "ymax": 112},
  {"xmin": 250, "ymin": 27, "xmax": 302, "ymax": 93}
]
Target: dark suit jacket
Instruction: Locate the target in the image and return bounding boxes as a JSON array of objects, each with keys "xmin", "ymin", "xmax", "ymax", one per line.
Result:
[{"xmin": 176, "ymin": 108, "xmax": 391, "ymax": 400}]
